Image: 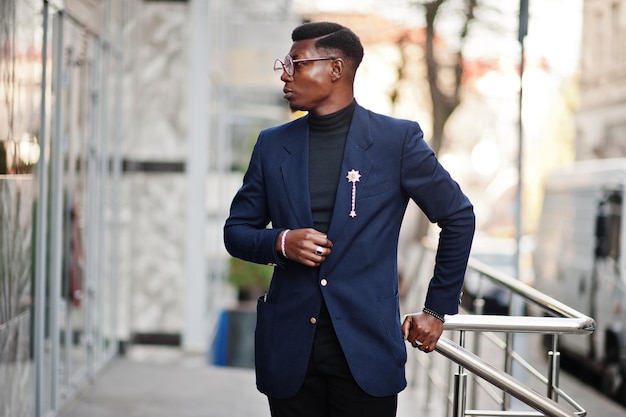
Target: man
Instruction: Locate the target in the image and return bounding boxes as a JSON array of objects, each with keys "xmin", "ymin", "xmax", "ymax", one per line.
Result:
[{"xmin": 224, "ymin": 21, "xmax": 475, "ymax": 417}]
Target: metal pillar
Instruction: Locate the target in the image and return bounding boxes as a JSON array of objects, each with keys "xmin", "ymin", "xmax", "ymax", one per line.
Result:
[
  {"xmin": 183, "ymin": 0, "xmax": 211, "ymax": 351},
  {"xmin": 34, "ymin": 2, "xmax": 50, "ymax": 415}
]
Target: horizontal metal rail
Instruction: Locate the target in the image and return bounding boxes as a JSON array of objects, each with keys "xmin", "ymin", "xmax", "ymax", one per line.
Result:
[
  {"xmin": 443, "ymin": 315, "xmax": 595, "ymax": 335},
  {"xmin": 466, "ymin": 258, "xmax": 595, "ymax": 326}
]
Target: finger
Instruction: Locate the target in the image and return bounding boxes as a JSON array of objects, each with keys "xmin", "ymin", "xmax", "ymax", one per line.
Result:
[
  {"xmin": 420, "ymin": 336, "xmax": 439, "ymax": 352},
  {"xmin": 401, "ymin": 316, "xmax": 412, "ymax": 339},
  {"xmin": 313, "ymin": 245, "xmax": 330, "ymax": 257},
  {"xmin": 312, "ymin": 237, "xmax": 332, "ymax": 251},
  {"xmin": 308, "ymin": 229, "xmax": 328, "ymax": 240},
  {"xmin": 307, "ymin": 229, "xmax": 332, "ymax": 245}
]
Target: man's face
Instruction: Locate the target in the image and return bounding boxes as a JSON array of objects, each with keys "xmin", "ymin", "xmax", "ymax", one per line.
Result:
[{"xmin": 280, "ymin": 39, "xmax": 336, "ymax": 115}]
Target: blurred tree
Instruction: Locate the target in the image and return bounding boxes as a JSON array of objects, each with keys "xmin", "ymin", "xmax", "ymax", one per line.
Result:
[
  {"xmin": 421, "ymin": 0, "xmax": 477, "ymax": 156},
  {"xmin": 396, "ymin": 0, "xmax": 479, "ymax": 241}
]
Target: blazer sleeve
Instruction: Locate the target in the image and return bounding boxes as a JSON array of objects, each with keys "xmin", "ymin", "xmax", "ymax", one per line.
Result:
[
  {"xmin": 223, "ymin": 132, "xmax": 284, "ymax": 266},
  {"xmin": 400, "ymin": 122, "xmax": 476, "ymax": 315}
]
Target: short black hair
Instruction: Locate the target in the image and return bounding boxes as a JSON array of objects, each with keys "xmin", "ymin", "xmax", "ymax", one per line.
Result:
[{"xmin": 292, "ymin": 22, "xmax": 364, "ymax": 69}]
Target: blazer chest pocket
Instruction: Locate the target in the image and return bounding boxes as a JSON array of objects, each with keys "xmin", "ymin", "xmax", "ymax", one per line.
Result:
[{"xmin": 358, "ymin": 180, "xmax": 391, "ymax": 200}]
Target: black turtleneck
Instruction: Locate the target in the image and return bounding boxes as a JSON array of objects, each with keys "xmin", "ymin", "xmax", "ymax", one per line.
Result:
[{"xmin": 308, "ymin": 100, "xmax": 356, "ymax": 234}]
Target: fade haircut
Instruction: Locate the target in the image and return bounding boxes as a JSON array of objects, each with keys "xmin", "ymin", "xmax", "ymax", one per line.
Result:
[{"xmin": 292, "ymin": 22, "xmax": 364, "ymax": 70}]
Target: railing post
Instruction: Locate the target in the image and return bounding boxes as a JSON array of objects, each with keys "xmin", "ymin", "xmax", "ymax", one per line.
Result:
[
  {"xmin": 452, "ymin": 330, "xmax": 468, "ymax": 417},
  {"xmin": 425, "ymin": 350, "xmax": 434, "ymax": 409},
  {"xmin": 453, "ymin": 372, "xmax": 468, "ymax": 417},
  {"xmin": 470, "ymin": 277, "xmax": 485, "ymax": 410},
  {"xmin": 445, "ymin": 353, "xmax": 454, "ymax": 417},
  {"xmin": 503, "ymin": 332, "xmax": 513, "ymax": 409},
  {"xmin": 547, "ymin": 334, "xmax": 561, "ymax": 401}
]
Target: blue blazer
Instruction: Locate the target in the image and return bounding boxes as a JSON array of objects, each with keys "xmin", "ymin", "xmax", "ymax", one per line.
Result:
[{"xmin": 224, "ymin": 104, "xmax": 475, "ymax": 399}]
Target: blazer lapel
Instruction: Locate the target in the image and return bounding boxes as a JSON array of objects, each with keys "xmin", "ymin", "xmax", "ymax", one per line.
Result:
[{"xmin": 280, "ymin": 117, "xmax": 314, "ymax": 227}]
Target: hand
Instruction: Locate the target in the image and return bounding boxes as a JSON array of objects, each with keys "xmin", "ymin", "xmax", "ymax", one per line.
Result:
[
  {"xmin": 278, "ymin": 228, "xmax": 333, "ymax": 267},
  {"xmin": 402, "ymin": 312, "xmax": 444, "ymax": 353}
]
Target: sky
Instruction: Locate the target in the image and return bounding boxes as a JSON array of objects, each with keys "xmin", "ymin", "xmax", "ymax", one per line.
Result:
[{"xmin": 526, "ymin": 0, "xmax": 584, "ymax": 75}]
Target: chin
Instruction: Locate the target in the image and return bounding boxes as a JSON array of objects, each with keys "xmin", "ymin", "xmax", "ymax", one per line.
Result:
[{"xmin": 288, "ymin": 100, "xmax": 311, "ymax": 113}]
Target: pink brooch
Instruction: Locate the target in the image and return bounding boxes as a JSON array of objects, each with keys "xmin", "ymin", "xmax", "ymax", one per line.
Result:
[{"xmin": 346, "ymin": 169, "xmax": 361, "ymax": 217}]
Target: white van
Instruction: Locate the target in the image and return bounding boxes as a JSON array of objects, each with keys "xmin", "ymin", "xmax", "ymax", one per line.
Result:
[{"xmin": 533, "ymin": 158, "xmax": 625, "ymax": 401}]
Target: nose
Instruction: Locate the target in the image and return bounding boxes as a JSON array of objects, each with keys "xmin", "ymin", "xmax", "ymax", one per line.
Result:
[{"xmin": 280, "ymin": 70, "xmax": 292, "ymax": 82}]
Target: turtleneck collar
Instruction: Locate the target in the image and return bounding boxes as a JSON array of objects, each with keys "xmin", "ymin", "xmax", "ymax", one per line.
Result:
[{"xmin": 308, "ymin": 100, "xmax": 357, "ymax": 133}]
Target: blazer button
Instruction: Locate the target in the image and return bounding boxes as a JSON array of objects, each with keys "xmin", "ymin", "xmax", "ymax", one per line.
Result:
[
  {"xmin": 310, "ymin": 317, "xmax": 317, "ymax": 324},
  {"xmin": 320, "ymin": 279, "xmax": 328, "ymax": 286}
]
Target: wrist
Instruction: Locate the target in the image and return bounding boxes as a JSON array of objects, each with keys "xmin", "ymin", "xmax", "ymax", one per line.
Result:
[{"xmin": 422, "ymin": 307, "xmax": 445, "ymax": 323}]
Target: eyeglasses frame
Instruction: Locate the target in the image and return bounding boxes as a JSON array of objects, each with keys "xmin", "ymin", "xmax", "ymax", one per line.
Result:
[{"xmin": 274, "ymin": 55, "xmax": 337, "ymax": 77}]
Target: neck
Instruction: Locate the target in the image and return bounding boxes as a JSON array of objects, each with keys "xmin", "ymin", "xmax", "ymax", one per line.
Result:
[
  {"xmin": 308, "ymin": 100, "xmax": 356, "ymax": 132},
  {"xmin": 308, "ymin": 95, "xmax": 355, "ymax": 117}
]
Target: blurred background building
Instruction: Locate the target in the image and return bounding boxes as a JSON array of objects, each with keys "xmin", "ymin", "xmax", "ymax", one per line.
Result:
[
  {"xmin": 0, "ymin": 0, "xmax": 624, "ymax": 416},
  {"xmin": 576, "ymin": 0, "xmax": 626, "ymax": 159}
]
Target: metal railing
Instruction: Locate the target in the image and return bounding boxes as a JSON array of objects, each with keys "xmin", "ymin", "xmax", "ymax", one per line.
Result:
[{"xmin": 402, "ymin": 243, "xmax": 596, "ymax": 417}]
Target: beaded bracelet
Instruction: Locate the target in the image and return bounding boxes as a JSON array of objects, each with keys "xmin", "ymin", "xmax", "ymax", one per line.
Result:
[
  {"xmin": 422, "ymin": 307, "xmax": 445, "ymax": 323},
  {"xmin": 281, "ymin": 229, "xmax": 290, "ymax": 259}
]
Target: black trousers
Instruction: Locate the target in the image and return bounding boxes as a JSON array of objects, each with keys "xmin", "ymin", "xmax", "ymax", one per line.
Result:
[{"xmin": 268, "ymin": 304, "xmax": 397, "ymax": 417}]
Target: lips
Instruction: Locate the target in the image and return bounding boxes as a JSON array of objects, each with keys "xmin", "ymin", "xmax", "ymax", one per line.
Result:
[{"xmin": 283, "ymin": 88, "xmax": 293, "ymax": 100}]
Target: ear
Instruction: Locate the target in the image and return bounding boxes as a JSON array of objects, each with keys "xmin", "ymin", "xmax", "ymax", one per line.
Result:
[{"xmin": 330, "ymin": 58, "xmax": 345, "ymax": 81}]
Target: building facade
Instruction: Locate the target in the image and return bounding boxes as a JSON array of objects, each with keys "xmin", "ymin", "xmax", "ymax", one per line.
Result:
[
  {"xmin": 576, "ymin": 0, "xmax": 626, "ymax": 159},
  {"xmin": 0, "ymin": 0, "xmax": 302, "ymax": 415},
  {"xmin": 1, "ymin": 0, "xmax": 127, "ymax": 416}
]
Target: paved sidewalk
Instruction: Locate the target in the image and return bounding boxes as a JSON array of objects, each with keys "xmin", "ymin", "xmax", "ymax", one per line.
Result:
[
  {"xmin": 60, "ymin": 346, "xmax": 626, "ymax": 417},
  {"xmin": 61, "ymin": 358, "xmax": 269, "ymax": 417}
]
